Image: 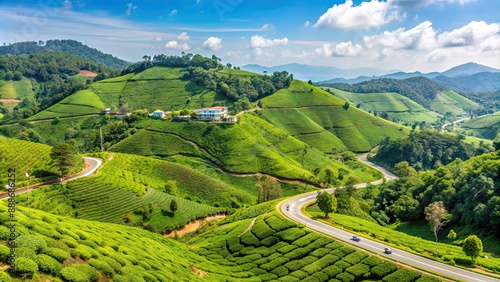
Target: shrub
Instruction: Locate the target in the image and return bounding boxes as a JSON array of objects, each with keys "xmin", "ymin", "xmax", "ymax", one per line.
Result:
[
  {"xmin": 361, "ymin": 256, "xmax": 384, "ymax": 267},
  {"xmin": 284, "ymin": 247, "xmax": 309, "ymax": 260},
  {"xmin": 265, "ymin": 215, "xmax": 296, "ymax": 231},
  {"xmin": 43, "ymin": 247, "xmax": 70, "ymax": 262},
  {"xmin": 252, "ymin": 220, "xmax": 275, "ymax": 240},
  {"xmin": 333, "ymin": 260, "xmax": 351, "ymax": 270},
  {"xmin": 271, "ymin": 265, "xmax": 289, "ymax": 277},
  {"xmin": 338, "ymin": 246, "xmax": 355, "ymax": 255},
  {"xmin": 278, "ymin": 244, "xmax": 297, "ymax": 254},
  {"xmin": 275, "ymin": 228, "xmax": 306, "ymax": 242},
  {"xmin": 345, "ymin": 263, "xmax": 370, "ymax": 279},
  {"xmin": 235, "ymin": 254, "xmax": 262, "ymax": 265},
  {"xmin": 226, "ymin": 237, "xmax": 244, "ymax": 253},
  {"xmin": 61, "ymin": 264, "xmax": 101, "ymax": 282},
  {"xmin": 0, "ymin": 272, "xmax": 11, "ymax": 282},
  {"xmin": 336, "ymin": 272, "xmax": 355, "ymax": 282},
  {"xmin": 0, "ymin": 226, "xmax": 9, "ymax": 240},
  {"xmin": 342, "ymin": 252, "xmax": 368, "ymax": 265},
  {"xmin": 301, "ymin": 276, "xmax": 320, "ymax": 282},
  {"xmin": 36, "ymin": 254, "xmax": 62, "ymax": 276},
  {"xmin": 454, "ymin": 256, "xmax": 473, "ymax": 266},
  {"xmin": 293, "ymin": 233, "xmax": 321, "ymax": 247},
  {"xmin": 79, "ymin": 240, "xmax": 98, "ymax": 249},
  {"xmin": 371, "ymin": 262, "xmax": 397, "ymax": 279},
  {"xmin": 312, "ymin": 272, "xmax": 329, "ymax": 282},
  {"xmin": 15, "ymin": 247, "xmax": 37, "ymax": 260},
  {"xmin": 260, "ymin": 257, "xmax": 290, "ymax": 271},
  {"xmin": 240, "ymin": 232, "xmax": 260, "ymax": 247},
  {"xmin": 257, "ymin": 273, "xmax": 278, "ymax": 281},
  {"xmin": 324, "ymin": 241, "xmax": 343, "ymax": 250},
  {"xmin": 100, "ymin": 256, "xmax": 122, "ymax": 272},
  {"xmin": 289, "ymin": 270, "xmax": 308, "ymax": 279},
  {"xmin": 46, "ymin": 239, "xmax": 70, "ymax": 252},
  {"xmin": 15, "ymin": 235, "xmax": 46, "ymax": 253},
  {"xmin": 284, "ymin": 260, "xmax": 302, "ymax": 272},
  {"xmin": 302, "ymin": 262, "xmax": 322, "ymax": 275},
  {"xmin": 0, "ymin": 245, "xmax": 9, "ymax": 263},
  {"xmin": 249, "ymin": 267, "xmax": 266, "ymax": 276},
  {"xmin": 382, "ymin": 269, "xmax": 420, "ymax": 282},
  {"xmin": 323, "ymin": 265, "xmax": 342, "ymax": 278},
  {"xmin": 89, "ymin": 258, "xmax": 114, "ymax": 276},
  {"xmin": 310, "ymin": 248, "xmax": 329, "ymax": 258},
  {"xmin": 261, "ymin": 236, "xmax": 280, "ymax": 247},
  {"xmin": 14, "ymin": 257, "xmax": 38, "ymax": 277},
  {"xmin": 415, "ymin": 276, "xmax": 442, "ymax": 282},
  {"xmin": 277, "ymin": 276, "xmax": 299, "ymax": 282}
]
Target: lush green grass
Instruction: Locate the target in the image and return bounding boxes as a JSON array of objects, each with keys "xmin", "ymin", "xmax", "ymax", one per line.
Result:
[
  {"xmin": 0, "ymin": 138, "xmax": 58, "ymax": 187},
  {"xmin": 0, "ymin": 201, "xmax": 240, "ymax": 281},
  {"xmin": 258, "ymin": 106, "xmax": 409, "ymax": 153},
  {"xmin": 130, "ymin": 66, "xmax": 188, "ymax": 80},
  {"xmin": 20, "ymin": 179, "xmax": 223, "ymax": 232},
  {"xmin": 327, "ymin": 87, "xmax": 442, "ymax": 123},
  {"xmin": 430, "ymin": 90, "xmax": 476, "ymax": 116},
  {"xmin": 189, "ymin": 211, "xmax": 440, "ymax": 281},
  {"xmin": 0, "ymin": 78, "xmax": 34, "ymax": 100},
  {"xmin": 110, "ymin": 129, "xmax": 204, "ymax": 157},
  {"xmin": 135, "ymin": 114, "xmax": 382, "ymax": 184},
  {"xmin": 459, "ymin": 111, "xmax": 500, "ymax": 139},
  {"xmin": 260, "ymin": 80, "xmax": 345, "ymax": 108},
  {"xmin": 29, "ymin": 89, "xmax": 104, "ymax": 120},
  {"xmin": 306, "ymin": 205, "xmax": 500, "ymax": 273}
]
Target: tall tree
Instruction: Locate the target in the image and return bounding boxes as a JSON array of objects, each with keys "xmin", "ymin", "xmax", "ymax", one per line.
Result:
[
  {"xmin": 170, "ymin": 199, "xmax": 178, "ymax": 214},
  {"xmin": 317, "ymin": 191, "xmax": 337, "ymax": 218},
  {"xmin": 50, "ymin": 143, "xmax": 81, "ymax": 178},
  {"xmin": 256, "ymin": 176, "xmax": 283, "ymax": 203},
  {"xmin": 462, "ymin": 235, "xmax": 483, "ymax": 264},
  {"xmin": 424, "ymin": 201, "xmax": 450, "ymax": 257}
]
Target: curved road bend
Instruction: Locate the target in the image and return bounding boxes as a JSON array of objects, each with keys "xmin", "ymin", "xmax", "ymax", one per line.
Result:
[
  {"xmin": 282, "ymin": 155, "xmax": 498, "ymax": 282},
  {"xmin": 0, "ymin": 157, "xmax": 102, "ymax": 200}
]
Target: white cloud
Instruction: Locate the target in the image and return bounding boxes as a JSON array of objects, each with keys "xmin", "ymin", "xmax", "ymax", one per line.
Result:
[
  {"xmin": 389, "ymin": 0, "xmax": 477, "ymax": 9},
  {"xmin": 261, "ymin": 23, "xmax": 275, "ymax": 31},
  {"xmin": 437, "ymin": 21, "xmax": 500, "ymax": 48},
  {"xmin": 62, "ymin": 0, "xmax": 72, "ymax": 9},
  {"xmin": 155, "ymin": 36, "xmax": 162, "ymax": 41},
  {"xmin": 165, "ymin": 41, "xmax": 190, "ymax": 51},
  {"xmin": 249, "ymin": 36, "xmax": 288, "ymax": 48},
  {"xmin": 169, "ymin": 9, "xmax": 178, "ymax": 16},
  {"xmin": 126, "ymin": 3, "xmax": 137, "ymax": 16},
  {"xmin": 362, "ymin": 21, "xmax": 437, "ymax": 50},
  {"xmin": 202, "ymin": 36, "xmax": 222, "ymax": 50},
  {"xmin": 304, "ymin": 21, "xmax": 311, "ymax": 27},
  {"xmin": 314, "ymin": 0, "xmax": 403, "ymax": 30},
  {"xmin": 177, "ymin": 32, "xmax": 190, "ymax": 41},
  {"xmin": 314, "ymin": 42, "xmax": 363, "ymax": 57}
]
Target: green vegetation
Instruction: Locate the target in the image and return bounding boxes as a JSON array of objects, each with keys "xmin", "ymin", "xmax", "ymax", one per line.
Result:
[
  {"xmin": 0, "ymin": 138, "xmax": 57, "ymax": 187},
  {"xmin": 373, "ymin": 130, "xmax": 493, "ymax": 171},
  {"xmin": 0, "ymin": 78, "xmax": 34, "ymax": 100},
  {"xmin": 430, "ymin": 90, "xmax": 476, "ymax": 116},
  {"xmin": 134, "ymin": 114, "xmax": 381, "ymax": 184},
  {"xmin": 459, "ymin": 111, "xmax": 500, "ymax": 139},
  {"xmin": 463, "ymin": 235, "xmax": 483, "ymax": 263},
  {"xmin": 326, "ymin": 87, "xmax": 442, "ymax": 123},
  {"xmin": 50, "ymin": 142, "xmax": 82, "ymax": 177},
  {"xmin": 258, "ymin": 80, "xmax": 409, "ymax": 152}
]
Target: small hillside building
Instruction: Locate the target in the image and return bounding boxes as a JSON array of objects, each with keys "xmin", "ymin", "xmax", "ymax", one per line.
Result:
[
  {"xmin": 151, "ymin": 110, "xmax": 165, "ymax": 119},
  {"xmin": 226, "ymin": 116, "xmax": 238, "ymax": 123},
  {"xmin": 196, "ymin": 106, "xmax": 228, "ymax": 119}
]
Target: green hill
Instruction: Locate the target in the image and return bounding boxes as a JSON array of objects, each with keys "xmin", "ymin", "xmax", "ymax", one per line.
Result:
[
  {"xmin": 459, "ymin": 111, "xmax": 500, "ymax": 139},
  {"xmin": 133, "ymin": 114, "xmax": 382, "ymax": 184},
  {"xmin": 326, "ymin": 87, "xmax": 441, "ymax": 124},
  {"xmin": 0, "ymin": 138, "xmax": 58, "ymax": 187},
  {"xmin": 429, "ymin": 90, "xmax": 476, "ymax": 116},
  {"xmin": 0, "ymin": 78, "xmax": 35, "ymax": 100},
  {"xmin": 258, "ymin": 80, "xmax": 409, "ymax": 152}
]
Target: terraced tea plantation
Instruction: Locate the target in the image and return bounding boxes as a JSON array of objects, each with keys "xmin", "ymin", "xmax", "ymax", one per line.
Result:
[
  {"xmin": 21, "ymin": 177, "xmax": 223, "ymax": 232},
  {"xmin": 190, "ymin": 211, "xmax": 442, "ymax": 282}
]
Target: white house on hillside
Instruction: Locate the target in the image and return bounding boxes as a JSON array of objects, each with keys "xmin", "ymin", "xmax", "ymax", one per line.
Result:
[
  {"xmin": 151, "ymin": 110, "xmax": 165, "ymax": 119},
  {"xmin": 196, "ymin": 106, "xmax": 228, "ymax": 119}
]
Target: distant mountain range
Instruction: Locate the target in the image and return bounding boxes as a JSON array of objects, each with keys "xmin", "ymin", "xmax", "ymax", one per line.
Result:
[
  {"xmin": 0, "ymin": 39, "xmax": 130, "ymax": 69},
  {"xmin": 241, "ymin": 63, "xmax": 395, "ymax": 82}
]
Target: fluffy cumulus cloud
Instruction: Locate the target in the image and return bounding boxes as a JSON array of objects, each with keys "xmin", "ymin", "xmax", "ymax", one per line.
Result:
[
  {"xmin": 314, "ymin": 0, "xmax": 403, "ymax": 30},
  {"xmin": 165, "ymin": 41, "xmax": 190, "ymax": 50},
  {"xmin": 362, "ymin": 21, "xmax": 437, "ymax": 50},
  {"xmin": 314, "ymin": 42, "xmax": 363, "ymax": 57},
  {"xmin": 202, "ymin": 36, "xmax": 222, "ymax": 50},
  {"xmin": 169, "ymin": 9, "xmax": 178, "ymax": 16},
  {"xmin": 177, "ymin": 32, "xmax": 190, "ymax": 41},
  {"xmin": 62, "ymin": 0, "xmax": 72, "ymax": 9},
  {"xmin": 249, "ymin": 36, "xmax": 289, "ymax": 48},
  {"xmin": 437, "ymin": 21, "xmax": 500, "ymax": 48}
]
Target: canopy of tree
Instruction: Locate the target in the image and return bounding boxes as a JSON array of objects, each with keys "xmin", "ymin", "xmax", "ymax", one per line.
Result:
[
  {"xmin": 0, "ymin": 40, "xmax": 129, "ymax": 69},
  {"xmin": 328, "ymin": 76, "xmax": 447, "ymax": 109},
  {"xmin": 373, "ymin": 130, "xmax": 493, "ymax": 171},
  {"xmin": 366, "ymin": 150, "xmax": 500, "ymax": 237}
]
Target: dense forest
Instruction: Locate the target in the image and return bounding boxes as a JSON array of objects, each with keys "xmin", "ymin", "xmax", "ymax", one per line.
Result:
[
  {"xmin": 0, "ymin": 51, "xmax": 120, "ymax": 121},
  {"xmin": 373, "ymin": 130, "xmax": 493, "ymax": 171},
  {"xmin": 0, "ymin": 40, "xmax": 130, "ymax": 69},
  {"xmin": 364, "ymin": 151, "xmax": 500, "ymax": 237},
  {"xmin": 123, "ymin": 53, "xmax": 293, "ymax": 102},
  {"xmin": 329, "ymin": 76, "xmax": 447, "ymax": 109}
]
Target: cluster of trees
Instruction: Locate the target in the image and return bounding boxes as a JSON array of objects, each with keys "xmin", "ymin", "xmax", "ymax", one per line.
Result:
[
  {"xmin": 121, "ymin": 53, "xmax": 224, "ymax": 75},
  {"xmin": 330, "ymin": 77, "xmax": 447, "ymax": 109},
  {"xmin": 373, "ymin": 130, "xmax": 493, "ymax": 171},
  {"xmin": 188, "ymin": 67, "xmax": 293, "ymax": 101},
  {"xmin": 0, "ymin": 40, "xmax": 130, "ymax": 68},
  {"xmin": 365, "ymin": 150, "xmax": 500, "ymax": 236}
]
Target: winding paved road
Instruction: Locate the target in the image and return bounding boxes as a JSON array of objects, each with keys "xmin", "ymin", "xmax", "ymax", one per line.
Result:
[
  {"xmin": 0, "ymin": 157, "xmax": 102, "ymax": 200},
  {"xmin": 281, "ymin": 155, "xmax": 498, "ymax": 282}
]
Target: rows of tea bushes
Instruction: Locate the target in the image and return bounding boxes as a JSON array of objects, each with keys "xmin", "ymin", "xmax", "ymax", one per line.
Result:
[{"xmin": 190, "ymin": 211, "xmax": 442, "ymax": 282}]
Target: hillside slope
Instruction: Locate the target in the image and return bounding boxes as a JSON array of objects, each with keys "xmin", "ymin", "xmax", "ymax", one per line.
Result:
[
  {"xmin": 258, "ymin": 80, "xmax": 409, "ymax": 152},
  {"xmin": 459, "ymin": 111, "xmax": 500, "ymax": 139}
]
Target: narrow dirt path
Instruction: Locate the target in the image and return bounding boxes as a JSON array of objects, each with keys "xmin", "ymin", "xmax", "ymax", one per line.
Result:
[{"xmin": 164, "ymin": 214, "xmax": 226, "ymax": 238}]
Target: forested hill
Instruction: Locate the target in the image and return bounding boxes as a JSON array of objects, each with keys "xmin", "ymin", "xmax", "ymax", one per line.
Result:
[
  {"xmin": 329, "ymin": 76, "xmax": 448, "ymax": 109},
  {"xmin": 0, "ymin": 39, "xmax": 130, "ymax": 69}
]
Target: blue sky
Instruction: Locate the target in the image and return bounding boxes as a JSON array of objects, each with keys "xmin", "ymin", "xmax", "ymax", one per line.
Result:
[{"xmin": 0, "ymin": 0, "xmax": 499, "ymax": 72}]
